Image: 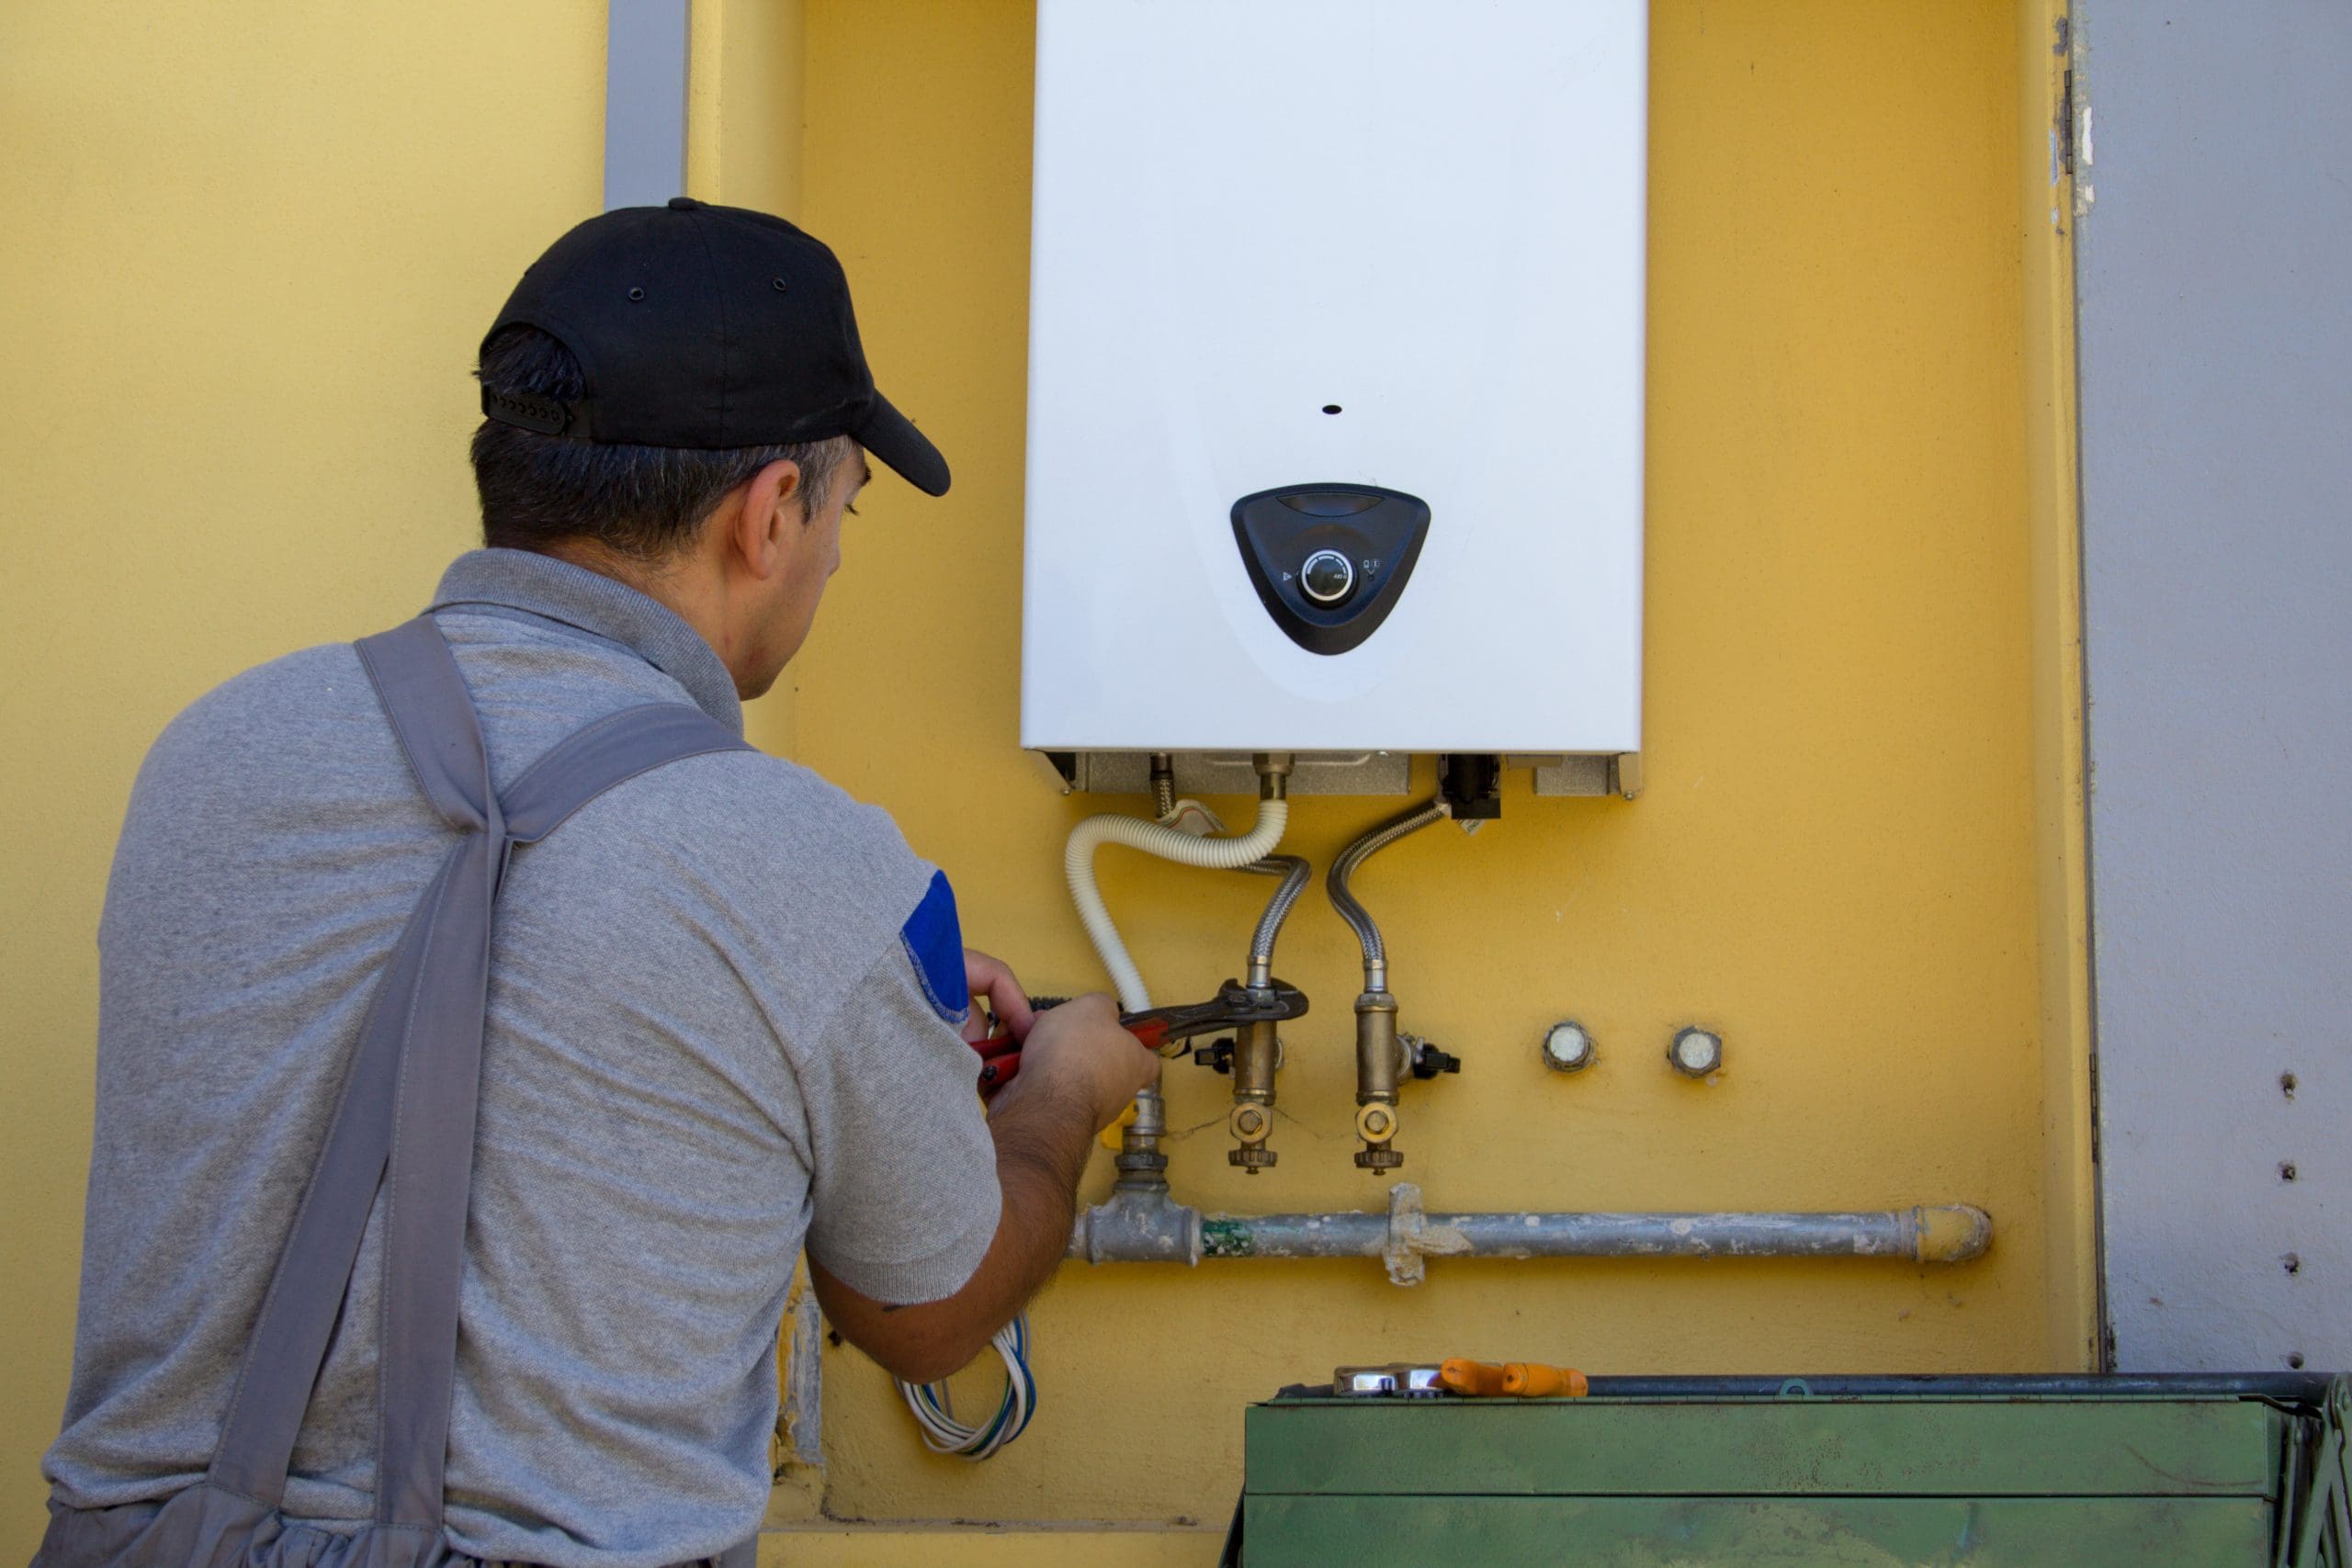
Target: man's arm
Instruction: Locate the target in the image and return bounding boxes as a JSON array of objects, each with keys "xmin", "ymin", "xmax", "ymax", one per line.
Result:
[{"xmin": 809, "ymin": 990, "xmax": 1155, "ymax": 1383}]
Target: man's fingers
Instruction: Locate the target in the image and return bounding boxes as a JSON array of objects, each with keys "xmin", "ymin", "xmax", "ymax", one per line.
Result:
[
  {"xmin": 964, "ymin": 947, "xmax": 1035, "ymax": 1040},
  {"xmin": 1064, "ymin": 994, "xmax": 1159, "ymax": 1098},
  {"xmin": 1057, "ymin": 991, "xmax": 1118, "ymax": 1023},
  {"xmin": 992, "ymin": 991, "xmax": 1154, "ymax": 1131}
]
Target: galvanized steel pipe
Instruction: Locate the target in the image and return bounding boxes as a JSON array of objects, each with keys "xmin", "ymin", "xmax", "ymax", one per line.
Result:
[{"xmin": 1068, "ymin": 1182, "xmax": 1991, "ymax": 1286}]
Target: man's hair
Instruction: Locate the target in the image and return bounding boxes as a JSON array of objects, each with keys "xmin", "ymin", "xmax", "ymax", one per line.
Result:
[{"xmin": 469, "ymin": 325, "xmax": 853, "ymax": 559}]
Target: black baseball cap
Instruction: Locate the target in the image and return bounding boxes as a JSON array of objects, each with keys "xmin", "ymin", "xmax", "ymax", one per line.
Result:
[{"xmin": 480, "ymin": 197, "xmax": 949, "ymax": 496}]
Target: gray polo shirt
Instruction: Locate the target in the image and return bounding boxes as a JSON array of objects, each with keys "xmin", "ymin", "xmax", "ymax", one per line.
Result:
[{"xmin": 44, "ymin": 549, "xmax": 1001, "ymax": 1567}]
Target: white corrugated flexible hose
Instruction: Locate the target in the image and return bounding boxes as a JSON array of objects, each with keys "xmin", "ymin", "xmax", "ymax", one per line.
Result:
[{"xmin": 1063, "ymin": 795, "xmax": 1293, "ymax": 1012}]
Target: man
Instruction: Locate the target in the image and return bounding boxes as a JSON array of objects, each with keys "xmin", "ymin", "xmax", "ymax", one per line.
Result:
[{"xmin": 37, "ymin": 199, "xmax": 1157, "ymax": 1568}]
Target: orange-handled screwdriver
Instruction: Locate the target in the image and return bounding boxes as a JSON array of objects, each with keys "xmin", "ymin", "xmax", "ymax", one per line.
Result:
[
  {"xmin": 1503, "ymin": 1362, "xmax": 1589, "ymax": 1398},
  {"xmin": 1439, "ymin": 1358, "xmax": 1589, "ymax": 1398},
  {"xmin": 1439, "ymin": 1359, "xmax": 1512, "ymax": 1397}
]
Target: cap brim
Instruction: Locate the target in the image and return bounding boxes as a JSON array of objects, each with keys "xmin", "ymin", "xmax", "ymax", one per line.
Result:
[{"xmin": 850, "ymin": 390, "xmax": 951, "ymax": 497}]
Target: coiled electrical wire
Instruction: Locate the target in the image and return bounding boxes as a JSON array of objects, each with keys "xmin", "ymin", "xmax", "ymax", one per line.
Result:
[{"xmin": 896, "ymin": 1313, "xmax": 1037, "ymax": 1461}]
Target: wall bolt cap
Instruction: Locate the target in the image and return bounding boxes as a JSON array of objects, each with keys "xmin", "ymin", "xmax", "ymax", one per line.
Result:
[
  {"xmin": 1543, "ymin": 1021, "xmax": 1597, "ymax": 1073},
  {"xmin": 1668, "ymin": 1026, "xmax": 1724, "ymax": 1077}
]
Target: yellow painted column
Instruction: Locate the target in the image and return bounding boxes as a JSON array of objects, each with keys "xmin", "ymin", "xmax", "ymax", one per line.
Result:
[
  {"xmin": 687, "ymin": 0, "xmax": 808, "ymax": 220},
  {"xmin": 686, "ymin": 0, "xmax": 809, "ymax": 763},
  {"xmin": 0, "ymin": 5, "xmax": 606, "ymax": 1557},
  {"xmin": 2014, "ymin": 0, "xmax": 2102, "ymax": 1372}
]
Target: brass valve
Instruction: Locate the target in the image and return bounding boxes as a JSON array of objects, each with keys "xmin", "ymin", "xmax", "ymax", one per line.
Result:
[
  {"xmin": 1353, "ymin": 990, "xmax": 1404, "ymax": 1169},
  {"xmin": 1227, "ymin": 1020, "xmax": 1281, "ymax": 1172}
]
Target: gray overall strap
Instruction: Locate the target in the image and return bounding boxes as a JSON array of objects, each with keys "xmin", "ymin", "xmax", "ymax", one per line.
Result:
[{"xmin": 207, "ymin": 614, "xmax": 751, "ymax": 1535}]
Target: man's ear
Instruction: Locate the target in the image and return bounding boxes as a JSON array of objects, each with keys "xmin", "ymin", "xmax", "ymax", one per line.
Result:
[{"xmin": 730, "ymin": 457, "xmax": 805, "ymax": 581}]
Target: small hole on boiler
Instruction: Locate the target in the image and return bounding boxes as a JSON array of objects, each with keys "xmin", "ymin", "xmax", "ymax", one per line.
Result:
[{"xmin": 1321, "ymin": 404, "xmax": 1342, "ymax": 414}]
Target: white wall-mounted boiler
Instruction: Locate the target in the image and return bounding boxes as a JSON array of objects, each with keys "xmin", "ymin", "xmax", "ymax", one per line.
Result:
[{"xmin": 1020, "ymin": 0, "xmax": 1647, "ymax": 771}]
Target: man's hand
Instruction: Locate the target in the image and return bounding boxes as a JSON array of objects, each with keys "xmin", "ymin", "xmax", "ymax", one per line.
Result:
[
  {"xmin": 808, "ymin": 987, "xmax": 1159, "ymax": 1383},
  {"xmin": 962, "ymin": 947, "xmax": 1035, "ymax": 1044},
  {"xmin": 988, "ymin": 991, "xmax": 1159, "ymax": 1132}
]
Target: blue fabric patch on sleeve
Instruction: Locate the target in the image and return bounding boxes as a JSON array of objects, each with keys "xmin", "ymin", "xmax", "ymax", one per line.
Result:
[{"xmin": 899, "ymin": 869, "xmax": 970, "ymax": 1024}]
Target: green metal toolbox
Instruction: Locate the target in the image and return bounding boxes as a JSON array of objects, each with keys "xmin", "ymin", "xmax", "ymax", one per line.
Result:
[{"xmin": 1235, "ymin": 1373, "xmax": 2351, "ymax": 1566}]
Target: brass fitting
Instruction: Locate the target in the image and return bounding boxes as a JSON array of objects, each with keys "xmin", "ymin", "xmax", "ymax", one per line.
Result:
[
  {"xmin": 1353, "ymin": 990, "xmax": 1404, "ymax": 1170},
  {"xmin": 1228, "ymin": 1019, "xmax": 1280, "ymax": 1172},
  {"xmin": 1114, "ymin": 1087, "xmax": 1170, "ymax": 1193}
]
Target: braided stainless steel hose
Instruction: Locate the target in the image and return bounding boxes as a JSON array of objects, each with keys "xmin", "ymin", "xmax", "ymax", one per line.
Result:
[
  {"xmin": 1241, "ymin": 854, "xmax": 1311, "ymax": 987},
  {"xmin": 1148, "ymin": 753, "xmax": 1175, "ymax": 819},
  {"xmin": 1327, "ymin": 798, "xmax": 1450, "ymax": 989}
]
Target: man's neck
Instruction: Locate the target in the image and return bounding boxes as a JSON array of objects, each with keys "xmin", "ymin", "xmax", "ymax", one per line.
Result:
[{"xmin": 535, "ymin": 539, "xmax": 743, "ymax": 692}]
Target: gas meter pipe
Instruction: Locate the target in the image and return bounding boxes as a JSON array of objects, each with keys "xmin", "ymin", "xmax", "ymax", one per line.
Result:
[{"xmin": 1067, "ymin": 1182, "xmax": 1992, "ymax": 1287}]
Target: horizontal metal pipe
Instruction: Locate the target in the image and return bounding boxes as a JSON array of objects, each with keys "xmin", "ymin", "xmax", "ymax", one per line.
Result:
[
  {"xmin": 1067, "ymin": 1182, "xmax": 1992, "ymax": 1285},
  {"xmin": 1205, "ymin": 1208, "xmax": 1984, "ymax": 1262}
]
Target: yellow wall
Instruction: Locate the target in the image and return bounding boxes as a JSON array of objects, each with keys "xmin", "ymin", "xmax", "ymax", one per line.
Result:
[
  {"xmin": 775, "ymin": 0, "xmax": 2090, "ymax": 1547},
  {"xmin": 0, "ymin": 2, "xmax": 2088, "ymax": 1564},
  {"xmin": 0, "ymin": 4, "xmax": 606, "ymax": 1559}
]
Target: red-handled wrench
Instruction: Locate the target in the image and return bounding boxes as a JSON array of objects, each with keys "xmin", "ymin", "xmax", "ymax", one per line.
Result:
[{"xmin": 971, "ymin": 978, "xmax": 1308, "ymax": 1093}]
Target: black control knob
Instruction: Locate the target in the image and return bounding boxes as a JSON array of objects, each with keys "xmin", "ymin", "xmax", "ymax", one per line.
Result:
[
  {"xmin": 1299, "ymin": 548, "xmax": 1356, "ymax": 606},
  {"xmin": 1230, "ymin": 484, "xmax": 1430, "ymax": 657}
]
